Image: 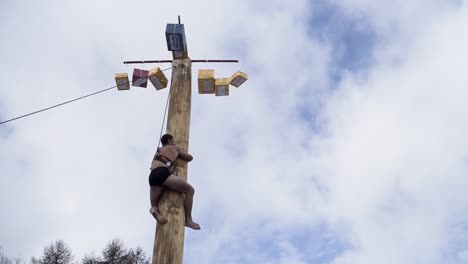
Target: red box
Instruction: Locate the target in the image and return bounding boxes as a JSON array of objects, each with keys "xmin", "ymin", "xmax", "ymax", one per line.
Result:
[{"xmin": 132, "ymin": 68, "xmax": 149, "ymax": 88}]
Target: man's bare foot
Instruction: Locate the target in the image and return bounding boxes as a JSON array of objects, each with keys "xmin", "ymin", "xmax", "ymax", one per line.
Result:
[
  {"xmin": 185, "ymin": 219, "xmax": 201, "ymax": 230},
  {"xmin": 150, "ymin": 207, "xmax": 168, "ymax": 224}
]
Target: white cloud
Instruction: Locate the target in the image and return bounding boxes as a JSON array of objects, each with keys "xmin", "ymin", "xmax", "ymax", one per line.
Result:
[
  {"xmin": 2, "ymin": 0, "xmax": 468, "ymax": 263},
  {"xmin": 314, "ymin": 2, "xmax": 468, "ymax": 263}
]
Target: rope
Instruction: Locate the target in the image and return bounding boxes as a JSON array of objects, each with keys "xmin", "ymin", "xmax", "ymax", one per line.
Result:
[
  {"xmin": 155, "ymin": 66, "xmax": 174, "ymax": 148},
  {"xmin": 0, "ymin": 85, "xmax": 119, "ymax": 125},
  {"xmin": 0, "ymin": 66, "xmax": 174, "ymax": 126},
  {"xmin": 157, "ymin": 84, "xmax": 171, "ymax": 150}
]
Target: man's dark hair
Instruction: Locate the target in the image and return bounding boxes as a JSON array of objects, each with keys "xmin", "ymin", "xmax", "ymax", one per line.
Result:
[{"xmin": 161, "ymin": 134, "xmax": 174, "ymax": 146}]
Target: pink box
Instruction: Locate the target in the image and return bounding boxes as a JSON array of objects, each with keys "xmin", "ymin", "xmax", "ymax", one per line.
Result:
[{"xmin": 132, "ymin": 68, "xmax": 149, "ymax": 88}]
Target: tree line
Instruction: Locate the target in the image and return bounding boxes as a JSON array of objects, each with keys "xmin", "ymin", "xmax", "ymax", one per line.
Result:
[{"xmin": 0, "ymin": 239, "xmax": 150, "ymax": 264}]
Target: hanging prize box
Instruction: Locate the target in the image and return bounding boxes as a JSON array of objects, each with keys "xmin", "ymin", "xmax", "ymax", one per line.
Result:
[
  {"xmin": 165, "ymin": 24, "xmax": 186, "ymax": 52},
  {"xmin": 230, "ymin": 71, "xmax": 248, "ymax": 87},
  {"xmin": 148, "ymin": 67, "xmax": 168, "ymax": 90},
  {"xmin": 115, "ymin": 73, "xmax": 130, "ymax": 91},
  {"xmin": 132, "ymin": 68, "xmax": 149, "ymax": 88},
  {"xmin": 215, "ymin": 78, "xmax": 230, "ymax": 96},
  {"xmin": 198, "ymin": 69, "xmax": 215, "ymax": 94}
]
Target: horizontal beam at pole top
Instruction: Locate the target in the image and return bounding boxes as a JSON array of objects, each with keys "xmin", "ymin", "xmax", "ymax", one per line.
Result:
[{"xmin": 123, "ymin": 59, "xmax": 239, "ymax": 64}]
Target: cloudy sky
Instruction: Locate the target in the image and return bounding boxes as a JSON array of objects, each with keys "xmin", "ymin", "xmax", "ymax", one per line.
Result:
[{"xmin": 2, "ymin": 0, "xmax": 468, "ymax": 263}]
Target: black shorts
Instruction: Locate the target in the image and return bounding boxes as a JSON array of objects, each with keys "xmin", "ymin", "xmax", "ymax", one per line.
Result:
[{"xmin": 149, "ymin": 167, "xmax": 171, "ymax": 186}]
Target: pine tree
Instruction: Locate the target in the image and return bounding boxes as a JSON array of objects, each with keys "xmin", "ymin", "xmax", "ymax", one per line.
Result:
[{"xmin": 38, "ymin": 240, "xmax": 73, "ymax": 264}]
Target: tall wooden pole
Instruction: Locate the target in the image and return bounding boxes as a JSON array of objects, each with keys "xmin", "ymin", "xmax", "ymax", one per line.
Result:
[{"xmin": 152, "ymin": 58, "xmax": 192, "ymax": 264}]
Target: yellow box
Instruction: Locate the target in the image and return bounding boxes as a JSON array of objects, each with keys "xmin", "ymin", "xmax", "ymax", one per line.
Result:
[
  {"xmin": 230, "ymin": 71, "xmax": 248, "ymax": 88},
  {"xmin": 198, "ymin": 69, "xmax": 215, "ymax": 94},
  {"xmin": 115, "ymin": 73, "xmax": 130, "ymax": 91},
  {"xmin": 215, "ymin": 78, "xmax": 230, "ymax": 96},
  {"xmin": 148, "ymin": 67, "xmax": 168, "ymax": 90}
]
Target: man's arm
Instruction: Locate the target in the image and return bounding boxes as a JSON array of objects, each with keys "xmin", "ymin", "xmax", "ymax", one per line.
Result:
[{"xmin": 175, "ymin": 146, "xmax": 193, "ymax": 161}]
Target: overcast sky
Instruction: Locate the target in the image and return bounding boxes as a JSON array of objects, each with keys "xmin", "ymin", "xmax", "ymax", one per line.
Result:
[{"xmin": 2, "ymin": 0, "xmax": 468, "ymax": 263}]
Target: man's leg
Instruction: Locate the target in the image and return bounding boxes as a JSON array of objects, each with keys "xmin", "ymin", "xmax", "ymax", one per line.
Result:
[
  {"xmin": 163, "ymin": 175, "xmax": 201, "ymax": 230},
  {"xmin": 150, "ymin": 186, "xmax": 168, "ymax": 224}
]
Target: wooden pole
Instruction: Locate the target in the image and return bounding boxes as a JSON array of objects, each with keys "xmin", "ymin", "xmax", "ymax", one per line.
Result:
[{"xmin": 152, "ymin": 58, "xmax": 192, "ymax": 264}]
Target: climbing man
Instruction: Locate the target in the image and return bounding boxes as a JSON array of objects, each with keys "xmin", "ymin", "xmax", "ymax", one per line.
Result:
[{"xmin": 148, "ymin": 133, "xmax": 201, "ymax": 230}]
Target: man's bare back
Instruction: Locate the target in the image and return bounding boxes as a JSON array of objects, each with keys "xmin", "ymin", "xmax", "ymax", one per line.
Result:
[{"xmin": 151, "ymin": 143, "xmax": 193, "ymax": 170}]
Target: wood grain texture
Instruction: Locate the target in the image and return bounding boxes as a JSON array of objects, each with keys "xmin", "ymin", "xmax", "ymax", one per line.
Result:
[{"xmin": 152, "ymin": 58, "xmax": 192, "ymax": 264}]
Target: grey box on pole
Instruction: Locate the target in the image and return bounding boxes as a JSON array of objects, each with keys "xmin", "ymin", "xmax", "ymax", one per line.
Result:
[{"xmin": 165, "ymin": 24, "xmax": 186, "ymax": 52}]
